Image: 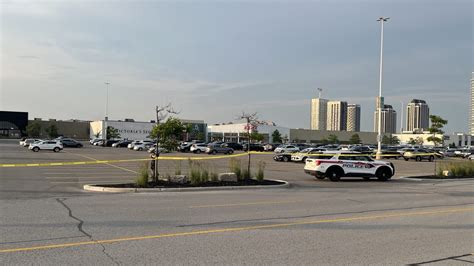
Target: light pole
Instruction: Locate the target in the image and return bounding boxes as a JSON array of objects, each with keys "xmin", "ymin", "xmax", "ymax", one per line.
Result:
[
  {"xmin": 376, "ymin": 17, "xmax": 389, "ymax": 160},
  {"xmin": 400, "ymin": 100, "xmax": 404, "ymax": 133},
  {"xmin": 104, "ymin": 82, "xmax": 110, "ymax": 142},
  {"xmin": 105, "ymin": 82, "xmax": 110, "ymax": 119}
]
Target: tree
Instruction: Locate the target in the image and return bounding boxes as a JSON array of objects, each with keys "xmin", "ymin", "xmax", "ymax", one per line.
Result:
[
  {"xmin": 237, "ymin": 112, "xmax": 262, "ymax": 180},
  {"xmin": 328, "ymin": 134, "xmax": 339, "ymax": 144},
  {"xmin": 106, "ymin": 126, "xmax": 121, "ymax": 139},
  {"xmin": 272, "ymin": 129, "xmax": 282, "ymax": 143},
  {"xmin": 349, "ymin": 134, "xmax": 361, "ymax": 144},
  {"xmin": 415, "ymin": 136, "xmax": 424, "ymax": 145},
  {"xmin": 150, "ymin": 117, "xmax": 186, "ymax": 152},
  {"xmin": 26, "ymin": 122, "xmax": 42, "ymax": 138},
  {"xmin": 45, "ymin": 124, "xmax": 59, "ymax": 138},
  {"xmin": 408, "ymin": 138, "xmax": 417, "ymax": 145},
  {"xmin": 427, "ymin": 115, "xmax": 448, "ymax": 146},
  {"xmin": 250, "ymin": 132, "xmax": 264, "ymax": 142},
  {"xmin": 151, "ymin": 103, "xmax": 180, "ymax": 182},
  {"xmin": 381, "ymin": 135, "xmax": 400, "ymax": 145}
]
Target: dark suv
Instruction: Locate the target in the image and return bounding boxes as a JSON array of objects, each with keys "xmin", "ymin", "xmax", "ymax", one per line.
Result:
[
  {"xmin": 60, "ymin": 139, "xmax": 83, "ymax": 148},
  {"xmin": 224, "ymin": 142, "xmax": 243, "ymax": 150},
  {"xmin": 243, "ymin": 143, "xmax": 265, "ymax": 152}
]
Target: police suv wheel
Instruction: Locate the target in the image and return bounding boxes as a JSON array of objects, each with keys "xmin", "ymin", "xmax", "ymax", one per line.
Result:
[
  {"xmin": 326, "ymin": 168, "xmax": 341, "ymax": 182},
  {"xmin": 376, "ymin": 167, "xmax": 392, "ymax": 181}
]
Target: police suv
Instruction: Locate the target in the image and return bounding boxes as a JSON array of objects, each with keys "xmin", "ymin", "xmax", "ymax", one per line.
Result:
[{"xmin": 304, "ymin": 152, "xmax": 395, "ymax": 182}]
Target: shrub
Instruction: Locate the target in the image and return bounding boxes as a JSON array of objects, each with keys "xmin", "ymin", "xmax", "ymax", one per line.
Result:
[
  {"xmin": 229, "ymin": 158, "xmax": 242, "ymax": 179},
  {"xmin": 188, "ymin": 160, "xmax": 201, "ymax": 186},
  {"xmin": 437, "ymin": 161, "xmax": 474, "ymax": 177},
  {"xmin": 201, "ymin": 168, "xmax": 209, "ymax": 183},
  {"xmin": 241, "ymin": 168, "xmax": 251, "ymax": 180},
  {"xmin": 210, "ymin": 171, "xmax": 218, "ymax": 182},
  {"xmin": 256, "ymin": 161, "xmax": 266, "ymax": 182},
  {"xmin": 135, "ymin": 162, "xmax": 149, "ymax": 187},
  {"xmin": 175, "ymin": 161, "xmax": 182, "ymax": 175}
]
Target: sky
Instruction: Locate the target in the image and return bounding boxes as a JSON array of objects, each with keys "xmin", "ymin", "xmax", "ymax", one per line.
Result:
[{"xmin": 1, "ymin": 0, "xmax": 472, "ymax": 133}]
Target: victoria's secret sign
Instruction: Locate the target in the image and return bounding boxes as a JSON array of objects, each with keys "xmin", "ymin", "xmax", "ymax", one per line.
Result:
[{"xmin": 117, "ymin": 129, "xmax": 152, "ymax": 134}]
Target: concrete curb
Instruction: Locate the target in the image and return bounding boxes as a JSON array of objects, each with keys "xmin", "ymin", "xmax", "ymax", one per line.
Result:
[
  {"xmin": 398, "ymin": 176, "xmax": 474, "ymax": 182},
  {"xmin": 83, "ymin": 179, "xmax": 290, "ymax": 193}
]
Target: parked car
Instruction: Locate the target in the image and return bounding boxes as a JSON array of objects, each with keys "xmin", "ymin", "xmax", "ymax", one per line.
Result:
[
  {"xmin": 127, "ymin": 140, "xmax": 142, "ymax": 149},
  {"xmin": 90, "ymin": 138, "xmax": 103, "ymax": 145},
  {"xmin": 133, "ymin": 142, "xmax": 154, "ymax": 151},
  {"xmin": 148, "ymin": 145, "xmax": 169, "ymax": 154},
  {"xmin": 460, "ymin": 148, "xmax": 474, "ymax": 158},
  {"xmin": 29, "ymin": 140, "xmax": 63, "ymax": 152},
  {"xmin": 264, "ymin": 143, "xmax": 281, "ymax": 151},
  {"xmin": 205, "ymin": 144, "xmax": 234, "ymax": 155},
  {"xmin": 60, "ymin": 138, "xmax": 83, "ymax": 148},
  {"xmin": 350, "ymin": 145, "xmax": 373, "ymax": 153},
  {"xmin": 291, "ymin": 148, "xmax": 328, "ymax": 163},
  {"xmin": 403, "ymin": 149, "xmax": 439, "ymax": 162},
  {"xmin": 224, "ymin": 142, "xmax": 243, "ymax": 150},
  {"xmin": 370, "ymin": 148, "xmax": 403, "ymax": 159},
  {"xmin": 243, "ymin": 143, "xmax": 265, "ymax": 152},
  {"xmin": 273, "ymin": 153, "xmax": 293, "ymax": 162},
  {"xmin": 178, "ymin": 142, "xmax": 193, "ymax": 152},
  {"xmin": 22, "ymin": 138, "xmax": 42, "ymax": 147},
  {"xmin": 274, "ymin": 144, "xmax": 299, "ymax": 153},
  {"xmin": 112, "ymin": 140, "xmax": 133, "ymax": 148},
  {"xmin": 190, "ymin": 143, "xmax": 208, "ymax": 154},
  {"xmin": 468, "ymin": 154, "xmax": 474, "ymax": 160}
]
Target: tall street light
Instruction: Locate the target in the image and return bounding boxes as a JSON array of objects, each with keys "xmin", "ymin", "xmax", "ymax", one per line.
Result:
[
  {"xmin": 400, "ymin": 100, "xmax": 404, "ymax": 133},
  {"xmin": 376, "ymin": 17, "xmax": 389, "ymax": 160},
  {"xmin": 105, "ymin": 82, "xmax": 110, "ymax": 120},
  {"xmin": 104, "ymin": 82, "xmax": 110, "ymax": 142}
]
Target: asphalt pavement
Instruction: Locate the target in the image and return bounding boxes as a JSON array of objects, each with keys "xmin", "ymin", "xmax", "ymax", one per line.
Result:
[{"xmin": 1, "ymin": 139, "xmax": 473, "ymax": 265}]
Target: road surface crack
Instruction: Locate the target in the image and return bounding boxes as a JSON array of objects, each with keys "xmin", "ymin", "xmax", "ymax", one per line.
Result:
[{"xmin": 56, "ymin": 198, "xmax": 120, "ymax": 265}]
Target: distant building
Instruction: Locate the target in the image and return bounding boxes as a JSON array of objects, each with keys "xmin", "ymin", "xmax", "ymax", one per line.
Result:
[
  {"xmin": 374, "ymin": 105, "xmax": 397, "ymax": 134},
  {"xmin": 406, "ymin": 99, "xmax": 430, "ymax": 132},
  {"xmin": 207, "ymin": 123, "xmax": 290, "ymax": 143},
  {"xmin": 347, "ymin": 104, "xmax": 361, "ymax": 132},
  {"xmin": 326, "ymin": 101, "xmax": 347, "ymax": 131},
  {"xmin": 310, "ymin": 98, "xmax": 328, "ymax": 130},
  {"xmin": 90, "ymin": 119, "xmax": 207, "ymax": 141},
  {"xmin": 0, "ymin": 111, "xmax": 28, "ymax": 138},
  {"xmin": 470, "ymin": 72, "xmax": 474, "ymax": 135}
]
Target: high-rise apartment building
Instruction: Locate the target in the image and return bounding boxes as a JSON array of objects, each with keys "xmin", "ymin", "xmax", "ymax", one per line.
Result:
[
  {"xmin": 470, "ymin": 72, "xmax": 474, "ymax": 135},
  {"xmin": 406, "ymin": 99, "xmax": 430, "ymax": 132},
  {"xmin": 374, "ymin": 104, "xmax": 397, "ymax": 134},
  {"xmin": 310, "ymin": 98, "xmax": 328, "ymax": 130},
  {"xmin": 347, "ymin": 104, "xmax": 361, "ymax": 132},
  {"xmin": 327, "ymin": 101, "xmax": 347, "ymax": 131}
]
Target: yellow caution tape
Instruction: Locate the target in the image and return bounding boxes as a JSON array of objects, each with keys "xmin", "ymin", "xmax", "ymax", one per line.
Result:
[
  {"xmin": 0, "ymin": 152, "xmax": 444, "ymax": 168},
  {"xmin": 0, "ymin": 152, "xmax": 262, "ymax": 168}
]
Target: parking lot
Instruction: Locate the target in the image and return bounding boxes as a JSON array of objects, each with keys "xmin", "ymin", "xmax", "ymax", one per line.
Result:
[{"xmin": 1, "ymin": 139, "xmax": 473, "ymax": 264}]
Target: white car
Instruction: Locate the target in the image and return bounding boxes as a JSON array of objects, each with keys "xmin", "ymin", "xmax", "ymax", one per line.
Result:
[
  {"xmin": 291, "ymin": 148, "xmax": 327, "ymax": 162},
  {"xmin": 133, "ymin": 142, "xmax": 154, "ymax": 151},
  {"xmin": 468, "ymin": 154, "xmax": 474, "ymax": 160},
  {"xmin": 29, "ymin": 140, "xmax": 63, "ymax": 152},
  {"xmin": 274, "ymin": 145, "xmax": 299, "ymax": 153},
  {"xmin": 127, "ymin": 140, "xmax": 142, "ymax": 149},
  {"xmin": 304, "ymin": 152, "xmax": 395, "ymax": 182},
  {"xmin": 190, "ymin": 143, "xmax": 208, "ymax": 154},
  {"xmin": 22, "ymin": 139, "xmax": 41, "ymax": 147}
]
